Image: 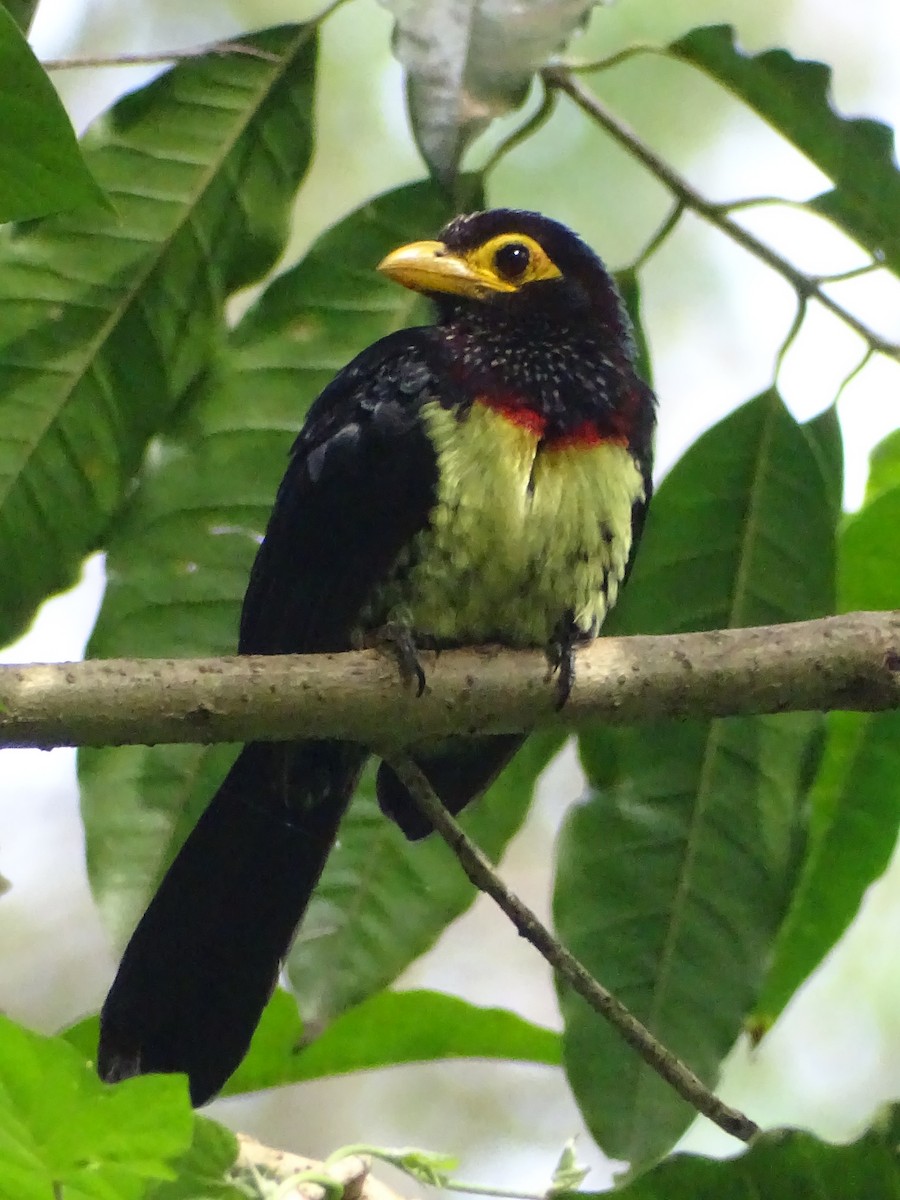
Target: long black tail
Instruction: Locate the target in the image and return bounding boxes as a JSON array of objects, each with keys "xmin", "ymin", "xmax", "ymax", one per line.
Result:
[{"xmin": 98, "ymin": 738, "xmax": 365, "ymax": 1106}]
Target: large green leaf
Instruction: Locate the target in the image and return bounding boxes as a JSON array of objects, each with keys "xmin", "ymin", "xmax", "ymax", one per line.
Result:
[
  {"xmin": 0, "ymin": 25, "xmax": 316, "ymax": 646},
  {"xmin": 63, "ymin": 988, "xmax": 560, "ymax": 1098},
  {"xmin": 0, "ymin": 1015, "xmax": 193, "ymax": 1200},
  {"xmin": 0, "ymin": 7, "xmax": 103, "ymax": 222},
  {"xmin": 222, "ymin": 988, "xmax": 560, "ymax": 1096},
  {"xmin": 671, "ymin": 25, "xmax": 900, "ymax": 274},
  {"xmin": 145, "ymin": 1119, "xmax": 242, "ymax": 1200},
  {"xmin": 555, "ymin": 395, "xmax": 842, "ymax": 1171},
  {"xmin": 81, "ymin": 181, "xmax": 469, "ymax": 948},
  {"xmin": 759, "ymin": 452, "xmax": 900, "ymax": 1016},
  {"xmin": 602, "ymin": 1114, "xmax": 900, "ymax": 1198}
]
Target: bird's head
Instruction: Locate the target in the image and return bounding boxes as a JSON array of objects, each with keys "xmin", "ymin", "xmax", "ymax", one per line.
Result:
[
  {"xmin": 378, "ymin": 209, "xmax": 652, "ymax": 446},
  {"xmin": 377, "ymin": 208, "xmax": 630, "ymax": 345}
]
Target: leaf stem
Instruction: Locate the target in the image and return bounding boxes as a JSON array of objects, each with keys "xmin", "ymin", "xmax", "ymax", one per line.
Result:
[
  {"xmin": 385, "ymin": 756, "xmax": 761, "ymax": 1147},
  {"xmin": 774, "ymin": 296, "xmax": 807, "ymax": 379},
  {"xmin": 558, "ymin": 44, "xmax": 658, "ymax": 75},
  {"xmin": 442, "ymin": 1182, "xmax": 549, "ymax": 1200},
  {"xmin": 834, "ymin": 346, "xmax": 875, "ymax": 403},
  {"xmin": 629, "ymin": 200, "xmax": 684, "ymax": 271},
  {"xmin": 483, "ymin": 82, "xmax": 558, "ymax": 178}
]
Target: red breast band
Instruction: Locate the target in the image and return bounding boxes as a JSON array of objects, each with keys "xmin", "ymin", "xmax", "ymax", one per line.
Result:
[{"xmin": 477, "ymin": 398, "xmax": 626, "ymax": 449}]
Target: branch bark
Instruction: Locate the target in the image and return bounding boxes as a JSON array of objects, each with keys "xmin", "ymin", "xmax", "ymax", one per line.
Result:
[{"xmin": 0, "ymin": 612, "xmax": 898, "ymax": 750}]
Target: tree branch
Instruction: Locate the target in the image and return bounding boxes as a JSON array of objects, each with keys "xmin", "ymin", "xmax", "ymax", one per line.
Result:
[
  {"xmin": 542, "ymin": 68, "xmax": 900, "ymax": 363},
  {"xmin": 0, "ymin": 613, "xmax": 897, "ymax": 750},
  {"xmin": 386, "ymin": 755, "xmax": 760, "ymax": 1146}
]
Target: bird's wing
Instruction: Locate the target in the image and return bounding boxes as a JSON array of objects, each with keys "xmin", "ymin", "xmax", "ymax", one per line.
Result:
[{"xmin": 239, "ymin": 328, "xmax": 445, "ymax": 656}]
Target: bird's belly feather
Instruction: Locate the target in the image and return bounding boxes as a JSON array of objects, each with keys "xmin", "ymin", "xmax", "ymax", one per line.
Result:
[{"xmin": 389, "ymin": 401, "xmax": 645, "ymax": 646}]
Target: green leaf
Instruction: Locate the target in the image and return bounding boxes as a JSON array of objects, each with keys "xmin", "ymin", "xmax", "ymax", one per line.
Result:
[
  {"xmin": 603, "ymin": 394, "xmax": 840, "ymax": 638},
  {"xmin": 223, "ymin": 988, "xmax": 560, "ymax": 1096},
  {"xmin": 80, "ymin": 180, "xmax": 472, "ymax": 948},
  {"xmin": 556, "ymin": 394, "xmax": 841, "ymax": 1171},
  {"xmin": 759, "ymin": 451, "xmax": 900, "ymax": 1016},
  {"xmin": 2, "ymin": 0, "xmax": 39, "ymax": 32},
  {"xmin": 146, "ymin": 1118, "xmax": 243, "ymax": 1200},
  {"xmin": 58, "ymin": 1014, "xmax": 99, "ymax": 1061},
  {"xmin": 0, "ymin": 24, "xmax": 316, "ymax": 646},
  {"xmin": 0, "ymin": 1015, "xmax": 193, "ymax": 1200},
  {"xmin": 64, "ymin": 987, "xmax": 560, "ymax": 1107},
  {"xmin": 615, "ymin": 269, "xmax": 653, "ymax": 388},
  {"xmin": 592, "ymin": 1117, "xmax": 900, "ymax": 1198},
  {"xmin": 864, "ymin": 427, "xmax": 900, "ymax": 507},
  {"xmin": 0, "ymin": 7, "xmax": 104, "ymax": 222},
  {"xmin": 671, "ymin": 25, "xmax": 900, "ymax": 274}
]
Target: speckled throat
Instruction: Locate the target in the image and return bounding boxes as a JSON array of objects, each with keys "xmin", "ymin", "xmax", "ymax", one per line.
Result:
[{"xmin": 436, "ymin": 297, "xmax": 640, "ymax": 442}]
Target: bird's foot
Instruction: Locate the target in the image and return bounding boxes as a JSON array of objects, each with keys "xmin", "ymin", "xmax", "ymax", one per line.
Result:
[
  {"xmin": 546, "ymin": 626, "xmax": 579, "ymax": 710},
  {"xmin": 367, "ymin": 622, "xmax": 430, "ymax": 697}
]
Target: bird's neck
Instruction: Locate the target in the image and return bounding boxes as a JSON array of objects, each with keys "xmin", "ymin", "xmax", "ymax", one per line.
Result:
[{"xmin": 437, "ymin": 309, "xmax": 635, "ymax": 441}]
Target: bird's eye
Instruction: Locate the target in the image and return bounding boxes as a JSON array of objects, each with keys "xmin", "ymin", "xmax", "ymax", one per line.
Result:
[{"xmin": 493, "ymin": 241, "xmax": 532, "ymax": 281}]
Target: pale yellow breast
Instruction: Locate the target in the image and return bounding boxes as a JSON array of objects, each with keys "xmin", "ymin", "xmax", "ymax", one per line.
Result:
[{"xmin": 396, "ymin": 401, "xmax": 646, "ymax": 646}]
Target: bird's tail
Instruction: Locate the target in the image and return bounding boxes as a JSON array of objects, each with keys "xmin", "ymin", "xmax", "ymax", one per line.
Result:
[
  {"xmin": 98, "ymin": 738, "xmax": 365, "ymax": 1106},
  {"xmin": 376, "ymin": 734, "xmax": 524, "ymax": 840}
]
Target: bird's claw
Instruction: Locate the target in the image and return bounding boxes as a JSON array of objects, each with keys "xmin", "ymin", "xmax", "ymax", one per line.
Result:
[
  {"xmin": 546, "ymin": 630, "xmax": 577, "ymax": 710},
  {"xmin": 368, "ymin": 622, "xmax": 428, "ymax": 696}
]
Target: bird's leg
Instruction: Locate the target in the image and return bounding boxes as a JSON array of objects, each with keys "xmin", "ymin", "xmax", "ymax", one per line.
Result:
[
  {"xmin": 546, "ymin": 618, "xmax": 580, "ymax": 710},
  {"xmin": 365, "ymin": 621, "xmax": 431, "ymax": 697}
]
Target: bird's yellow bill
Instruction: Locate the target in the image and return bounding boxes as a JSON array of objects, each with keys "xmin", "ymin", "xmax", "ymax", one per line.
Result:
[{"xmin": 378, "ymin": 239, "xmax": 519, "ymax": 298}]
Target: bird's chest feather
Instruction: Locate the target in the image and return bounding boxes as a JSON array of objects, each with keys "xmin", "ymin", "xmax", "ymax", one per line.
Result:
[{"xmin": 393, "ymin": 400, "xmax": 645, "ymax": 646}]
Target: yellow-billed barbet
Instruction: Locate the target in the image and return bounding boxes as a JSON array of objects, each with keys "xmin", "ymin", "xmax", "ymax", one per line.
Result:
[{"xmin": 98, "ymin": 209, "xmax": 656, "ymax": 1105}]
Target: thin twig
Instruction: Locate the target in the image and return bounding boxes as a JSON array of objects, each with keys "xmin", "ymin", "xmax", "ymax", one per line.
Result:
[
  {"xmin": 385, "ymin": 755, "xmax": 760, "ymax": 1147},
  {"xmin": 543, "ymin": 68, "xmax": 900, "ymax": 362},
  {"xmin": 630, "ymin": 200, "xmax": 684, "ymax": 272},
  {"xmin": 815, "ymin": 260, "xmax": 884, "ymax": 285},
  {"xmin": 834, "ymin": 346, "xmax": 875, "ymax": 404}
]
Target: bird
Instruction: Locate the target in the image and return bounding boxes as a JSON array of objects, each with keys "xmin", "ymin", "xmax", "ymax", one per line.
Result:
[{"xmin": 97, "ymin": 208, "xmax": 657, "ymax": 1106}]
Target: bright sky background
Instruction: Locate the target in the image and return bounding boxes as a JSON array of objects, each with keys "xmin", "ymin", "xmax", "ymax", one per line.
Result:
[{"xmin": 1, "ymin": 0, "xmax": 899, "ymax": 1186}]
